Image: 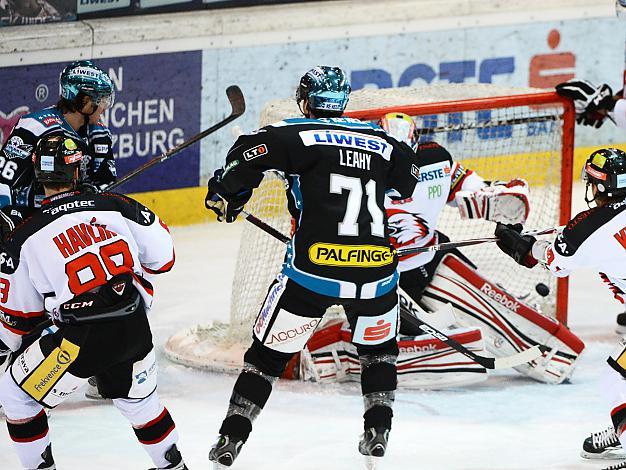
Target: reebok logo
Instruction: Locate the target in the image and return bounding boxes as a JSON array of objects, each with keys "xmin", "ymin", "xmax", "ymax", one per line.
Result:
[
  {"xmin": 399, "ymin": 344, "xmax": 436, "ymax": 354},
  {"xmin": 480, "ymin": 283, "xmax": 520, "ymax": 313},
  {"xmin": 363, "ymin": 320, "xmax": 392, "ymax": 342}
]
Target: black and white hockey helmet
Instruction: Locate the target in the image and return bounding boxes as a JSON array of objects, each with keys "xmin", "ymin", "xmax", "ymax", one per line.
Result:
[
  {"xmin": 33, "ymin": 134, "xmax": 84, "ymax": 186},
  {"xmin": 582, "ymin": 148, "xmax": 626, "ymax": 202}
]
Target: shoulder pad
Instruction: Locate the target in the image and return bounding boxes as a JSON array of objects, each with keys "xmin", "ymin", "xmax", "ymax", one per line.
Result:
[
  {"xmin": 102, "ymin": 193, "xmax": 156, "ymax": 226},
  {"xmin": 559, "ymin": 201, "xmax": 626, "ymax": 255},
  {"xmin": 416, "ymin": 142, "xmax": 453, "ymax": 166}
]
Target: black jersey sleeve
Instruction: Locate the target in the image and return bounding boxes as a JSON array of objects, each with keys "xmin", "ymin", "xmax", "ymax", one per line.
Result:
[
  {"xmin": 0, "ymin": 124, "xmax": 40, "ymax": 200},
  {"xmin": 385, "ymin": 139, "xmax": 420, "ymax": 200},
  {"xmin": 216, "ymin": 128, "xmax": 290, "ymax": 195},
  {"xmin": 86, "ymin": 124, "xmax": 116, "ymax": 188}
]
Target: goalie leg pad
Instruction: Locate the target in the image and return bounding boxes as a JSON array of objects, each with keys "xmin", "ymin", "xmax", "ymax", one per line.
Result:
[
  {"xmin": 601, "ymin": 365, "xmax": 626, "ymax": 447},
  {"xmin": 421, "ymin": 254, "xmax": 585, "ymax": 384}
]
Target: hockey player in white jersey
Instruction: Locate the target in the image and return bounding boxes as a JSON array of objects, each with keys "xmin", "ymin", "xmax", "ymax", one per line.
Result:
[
  {"xmin": 495, "ymin": 148, "xmax": 626, "ymax": 468},
  {"xmin": 0, "ymin": 134, "xmax": 186, "ymax": 470},
  {"xmin": 379, "ymin": 112, "xmax": 584, "ymax": 385}
]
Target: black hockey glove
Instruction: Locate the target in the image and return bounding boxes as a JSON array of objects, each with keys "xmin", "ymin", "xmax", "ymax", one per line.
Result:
[
  {"xmin": 205, "ymin": 169, "xmax": 252, "ymax": 223},
  {"xmin": 77, "ymin": 182, "xmax": 101, "ymax": 194},
  {"xmin": 555, "ymin": 79, "xmax": 616, "ymax": 128},
  {"xmin": 494, "ymin": 223, "xmax": 538, "ymax": 268}
]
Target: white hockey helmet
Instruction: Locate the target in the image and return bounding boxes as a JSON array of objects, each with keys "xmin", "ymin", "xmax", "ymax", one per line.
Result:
[{"xmin": 378, "ymin": 112, "xmax": 419, "ymax": 151}]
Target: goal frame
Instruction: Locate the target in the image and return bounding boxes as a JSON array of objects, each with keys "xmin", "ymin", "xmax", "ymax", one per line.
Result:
[{"xmin": 344, "ymin": 91, "xmax": 575, "ymax": 324}]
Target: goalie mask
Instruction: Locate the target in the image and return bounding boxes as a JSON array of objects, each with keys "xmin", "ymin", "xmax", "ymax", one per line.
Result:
[
  {"xmin": 33, "ymin": 134, "xmax": 84, "ymax": 186},
  {"xmin": 296, "ymin": 66, "xmax": 351, "ymax": 117},
  {"xmin": 582, "ymin": 148, "xmax": 626, "ymax": 205},
  {"xmin": 378, "ymin": 112, "xmax": 419, "ymax": 151}
]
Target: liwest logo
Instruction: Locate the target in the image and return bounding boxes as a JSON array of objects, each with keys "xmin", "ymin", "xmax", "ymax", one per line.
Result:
[
  {"xmin": 480, "ymin": 283, "xmax": 520, "ymax": 313},
  {"xmin": 363, "ymin": 320, "xmax": 392, "ymax": 342},
  {"xmin": 309, "ymin": 243, "xmax": 394, "ymax": 267},
  {"xmin": 299, "ymin": 130, "xmax": 392, "ymax": 160}
]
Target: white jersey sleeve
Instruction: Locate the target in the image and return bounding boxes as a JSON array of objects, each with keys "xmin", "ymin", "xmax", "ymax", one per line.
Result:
[
  {"xmin": 0, "ymin": 250, "xmax": 45, "ymax": 351},
  {"xmin": 534, "ymin": 202, "xmax": 626, "ymax": 303},
  {"xmin": 446, "ymin": 162, "xmax": 486, "ymax": 207}
]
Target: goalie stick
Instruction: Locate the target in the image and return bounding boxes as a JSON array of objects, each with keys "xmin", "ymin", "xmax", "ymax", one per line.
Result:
[
  {"xmin": 238, "ymin": 209, "xmax": 543, "ymax": 369},
  {"xmin": 395, "ymin": 225, "xmax": 564, "ymax": 257},
  {"xmin": 107, "ymin": 85, "xmax": 246, "ymax": 192}
]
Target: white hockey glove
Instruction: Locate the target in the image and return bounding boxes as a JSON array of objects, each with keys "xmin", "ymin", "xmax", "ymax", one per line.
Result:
[
  {"xmin": 555, "ymin": 79, "xmax": 616, "ymax": 128},
  {"xmin": 455, "ymin": 179, "xmax": 530, "ymax": 224}
]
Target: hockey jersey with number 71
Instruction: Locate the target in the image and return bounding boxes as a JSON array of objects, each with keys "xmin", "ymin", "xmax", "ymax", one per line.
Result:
[{"xmin": 0, "ymin": 191, "xmax": 175, "ymax": 351}]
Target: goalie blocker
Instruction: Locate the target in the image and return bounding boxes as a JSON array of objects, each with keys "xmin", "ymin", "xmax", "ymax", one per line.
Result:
[{"xmin": 420, "ymin": 254, "xmax": 584, "ymax": 384}]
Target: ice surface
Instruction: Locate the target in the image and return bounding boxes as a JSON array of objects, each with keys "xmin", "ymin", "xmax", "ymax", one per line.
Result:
[{"xmin": 0, "ymin": 186, "xmax": 622, "ymax": 470}]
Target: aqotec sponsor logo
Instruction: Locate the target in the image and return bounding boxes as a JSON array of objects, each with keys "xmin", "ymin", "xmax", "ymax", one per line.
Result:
[
  {"xmin": 308, "ymin": 243, "xmax": 394, "ymax": 267},
  {"xmin": 480, "ymin": 282, "xmax": 520, "ymax": 313}
]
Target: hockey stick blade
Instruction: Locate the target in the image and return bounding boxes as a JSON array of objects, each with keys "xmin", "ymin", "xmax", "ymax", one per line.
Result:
[
  {"xmin": 107, "ymin": 85, "xmax": 245, "ymax": 192},
  {"xmin": 492, "ymin": 345, "xmax": 542, "ymax": 369}
]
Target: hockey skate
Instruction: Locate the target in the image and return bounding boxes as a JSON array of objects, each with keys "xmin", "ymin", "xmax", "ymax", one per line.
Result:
[
  {"xmin": 581, "ymin": 425, "xmax": 625, "ymax": 460},
  {"xmin": 148, "ymin": 444, "xmax": 188, "ymax": 470},
  {"xmin": 603, "ymin": 460, "xmax": 626, "ymax": 470},
  {"xmin": 359, "ymin": 427, "xmax": 389, "ymax": 470},
  {"xmin": 209, "ymin": 434, "xmax": 244, "ymax": 468},
  {"xmin": 84, "ymin": 377, "xmax": 109, "ymax": 400},
  {"xmin": 34, "ymin": 444, "xmax": 55, "ymax": 469}
]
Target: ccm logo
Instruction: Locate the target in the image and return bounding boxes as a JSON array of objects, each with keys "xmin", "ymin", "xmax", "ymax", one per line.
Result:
[
  {"xmin": 363, "ymin": 320, "xmax": 392, "ymax": 342},
  {"xmin": 63, "ymin": 301, "xmax": 94, "ymax": 309},
  {"xmin": 480, "ymin": 283, "xmax": 520, "ymax": 313}
]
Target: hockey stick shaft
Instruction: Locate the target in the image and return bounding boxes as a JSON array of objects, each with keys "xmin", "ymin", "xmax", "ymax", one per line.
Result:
[
  {"xmin": 395, "ymin": 226, "xmax": 564, "ymax": 257},
  {"xmin": 106, "ymin": 86, "xmax": 246, "ymax": 192},
  {"xmin": 397, "ymin": 289, "xmax": 542, "ymax": 369}
]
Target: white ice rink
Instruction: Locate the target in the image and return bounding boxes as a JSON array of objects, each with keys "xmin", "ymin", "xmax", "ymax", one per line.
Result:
[{"xmin": 0, "ymin": 192, "xmax": 624, "ymax": 470}]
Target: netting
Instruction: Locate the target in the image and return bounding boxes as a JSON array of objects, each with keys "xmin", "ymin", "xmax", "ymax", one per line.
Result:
[{"xmin": 164, "ymin": 84, "xmax": 573, "ymax": 372}]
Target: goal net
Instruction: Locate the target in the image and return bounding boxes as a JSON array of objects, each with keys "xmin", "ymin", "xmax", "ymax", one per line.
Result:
[{"xmin": 165, "ymin": 84, "xmax": 574, "ymax": 372}]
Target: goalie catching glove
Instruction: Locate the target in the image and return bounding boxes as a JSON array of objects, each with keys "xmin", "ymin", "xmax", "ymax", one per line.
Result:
[
  {"xmin": 495, "ymin": 222, "xmax": 538, "ymax": 268},
  {"xmin": 205, "ymin": 168, "xmax": 252, "ymax": 223},
  {"xmin": 555, "ymin": 79, "xmax": 619, "ymax": 128},
  {"xmin": 455, "ymin": 179, "xmax": 530, "ymax": 224}
]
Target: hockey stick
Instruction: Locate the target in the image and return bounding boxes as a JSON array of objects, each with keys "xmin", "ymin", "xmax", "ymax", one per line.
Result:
[
  {"xmin": 395, "ymin": 226, "xmax": 564, "ymax": 257},
  {"xmin": 237, "ymin": 209, "xmax": 543, "ymax": 369},
  {"xmin": 397, "ymin": 289, "xmax": 543, "ymax": 369},
  {"xmin": 106, "ymin": 85, "xmax": 246, "ymax": 192}
]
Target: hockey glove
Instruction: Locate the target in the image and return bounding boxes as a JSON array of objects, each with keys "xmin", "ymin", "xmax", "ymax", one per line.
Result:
[
  {"xmin": 555, "ymin": 79, "xmax": 616, "ymax": 128},
  {"xmin": 494, "ymin": 222, "xmax": 538, "ymax": 268},
  {"xmin": 77, "ymin": 182, "xmax": 101, "ymax": 194},
  {"xmin": 205, "ymin": 169, "xmax": 252, "ymax": 223},
  {"xmin": 456, "ymin": 179, "xmax": 530, "ymax": 224},
  {"xmin": 0, "ymin": 338, "xmax": 10, "ymax": 367}
]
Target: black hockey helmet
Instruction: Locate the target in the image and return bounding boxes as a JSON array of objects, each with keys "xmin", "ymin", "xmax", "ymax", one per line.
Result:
[
  {"xmin": 582, "ymin": 148, "xmax": 626, "ymax": 204},
  {"xmin": 295, "ymin": 66, "xmax": 351, "ymax": 117},
  {"xmin": 33, "ymin": 134, "xmax": 84, "ymax": 186}
]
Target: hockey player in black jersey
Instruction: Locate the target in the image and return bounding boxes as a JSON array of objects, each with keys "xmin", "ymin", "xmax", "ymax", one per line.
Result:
[
  {"xmin": 0, "ymin": 134, "xmax": 187, "ymax": 470},
  {"xmin": 205, "ymin": 66, "xmax": 420, "ymax": 468},
  {"xmin": 496, "ymin": 148, "xmax": 626, "ymax": 469},
  {"xmin": 1, "ymin": 59, "xmax": 116, "ymax": 209}
]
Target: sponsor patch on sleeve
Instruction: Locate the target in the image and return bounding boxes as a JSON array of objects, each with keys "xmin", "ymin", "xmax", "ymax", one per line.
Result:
[
  {"xmin": 411, "ymin": 164, "xmax": 419, "ymax": 179},
  {"xmin": 243, "ymin": 144, "xmax": 269, "ymax": 161},
  {"xmin": 94, "ymin": 144, "xmax": 109, "ymax": 154}
]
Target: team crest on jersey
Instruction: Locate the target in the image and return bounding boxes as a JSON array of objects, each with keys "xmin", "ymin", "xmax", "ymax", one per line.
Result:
[
  {"xmin": 4, "ymin": 136, "xmax": 33, "ymax": 159},
  {"xmin": 387, "ymin": 210, "xmax": 429, "ymax": 247},
  {"xmin": 308, "ymin": 242, "xmax": 394, "ymax": 267},
  {"xmin": 243, "ymin": 144, "xmax": 268, "ymax": 161}
]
